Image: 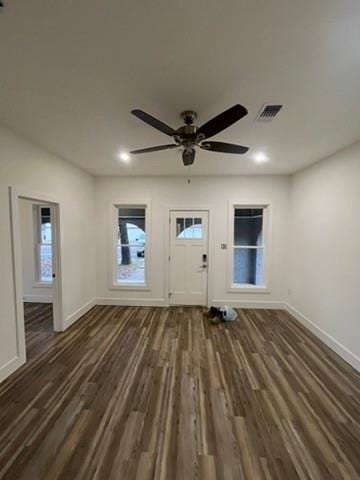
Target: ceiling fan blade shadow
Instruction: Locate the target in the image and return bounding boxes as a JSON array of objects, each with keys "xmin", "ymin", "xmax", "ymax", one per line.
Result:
[
  {"xmin": 197, "ymin": 104, "xmax": 248, "ymax": 140},
  {"xmin": 130, "ymin": 144, "xmax": 178, "ymax": 154},
  {"xmin": 182, "ymin": 149, "xmax": 195, "ymax": 166},
  {"xmin": 131, "ymin": 109, "xmax": 176, "ymax": 136},
  {"xmin": 200, "ymin": 141, "xmax": 249, "ymax": 154}
]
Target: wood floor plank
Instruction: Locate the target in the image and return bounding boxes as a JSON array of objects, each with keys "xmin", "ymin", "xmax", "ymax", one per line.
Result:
[{"xmin": 0, "ymin": 303, "xmax": 359, "ymax": 479}]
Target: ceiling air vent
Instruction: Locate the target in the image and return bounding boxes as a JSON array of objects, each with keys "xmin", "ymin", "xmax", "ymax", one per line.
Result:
[{"xmin": 256, "ymin": 104, "xmax": 283, "ymax": 122}]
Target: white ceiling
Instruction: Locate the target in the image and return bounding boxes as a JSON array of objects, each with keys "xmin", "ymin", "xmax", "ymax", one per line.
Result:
[{"xmin": 1, "ymin": 0, "xmax": 360, "ymax": 176}]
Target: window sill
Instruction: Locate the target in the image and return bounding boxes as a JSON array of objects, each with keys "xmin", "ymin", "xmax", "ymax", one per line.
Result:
[
  {"xmin": 110, "ymin": 284, "xmax": 150, "ymax": 292},
  {"xmin": 228, "ymin": 284, "xmax": 270, "ymax": 294}
]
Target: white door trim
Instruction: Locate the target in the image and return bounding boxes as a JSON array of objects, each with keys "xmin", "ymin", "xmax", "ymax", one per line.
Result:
[
  {"xmin": 166, "ymin": 207, "xmax": 211, "ymax": 306},
  {"xmin": 9, "ymin": 186, "xmax": 64, "ymax": 370}
]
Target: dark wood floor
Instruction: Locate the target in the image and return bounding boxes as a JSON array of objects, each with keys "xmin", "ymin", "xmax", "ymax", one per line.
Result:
[
  {"xmin": 0, "ymin": 304, "xmax": 359, "ymax": 480},
  {"xmin": 23, "ymin": 302, "xmax": 54, "ymax": 359}
]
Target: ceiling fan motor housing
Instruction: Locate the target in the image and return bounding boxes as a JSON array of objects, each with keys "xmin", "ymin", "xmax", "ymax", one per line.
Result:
[
  {"xmin": 175, "ymin": 124, "xmax": 197, "ymax": 144},
  {"xmin": 181, "ymin": 110, "xmax": 197, "ymax": 125}
]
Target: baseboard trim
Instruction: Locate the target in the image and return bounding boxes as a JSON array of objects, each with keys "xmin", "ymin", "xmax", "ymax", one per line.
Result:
[
  {"xmin": 96, "ymin": 297, "xmax": 167, "ymax": 307},
  {"xmin": 64, "ymin": 298, "xmax": 97, "ymax": 330},
  {"xmin": 23, "ymin": 295, "xmax": 53, "ymax": 303},
  {"xmin": 211, "ymin": 299, "xmax": 286, "ymax": 309},
  {"xmin": 285, "ymin": 303, "xmax": 360, "ymax": 372},
  {"xmin": 0, "ymin": 356, "xmax": 25, "ymax": 384}
]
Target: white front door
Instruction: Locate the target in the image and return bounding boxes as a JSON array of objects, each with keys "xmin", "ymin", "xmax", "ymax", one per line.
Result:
[{"xmin": 169, "ymin": 210, "xmax": 209, "ymax": 305}]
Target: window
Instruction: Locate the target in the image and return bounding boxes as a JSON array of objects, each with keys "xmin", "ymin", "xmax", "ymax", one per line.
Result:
[
  {"xmin": 176, "ymin": 217, "xmax": 202, "ymax": 239},
  {"xmin": 115, "ymin": 206, "xmax": 146, "ymax": 285},
  {"xmin": 35, "ymin": 206, "xmax": 53, "ymax": 283},
  {"xmin": 230, "ymin": 206, "xmax": 267, "ymax": 288}
]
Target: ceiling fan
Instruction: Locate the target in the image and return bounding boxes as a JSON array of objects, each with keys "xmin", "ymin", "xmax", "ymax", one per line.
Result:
[{"xmin": 130, "ymin": 104, "xmax": 249, "ymax": 166}]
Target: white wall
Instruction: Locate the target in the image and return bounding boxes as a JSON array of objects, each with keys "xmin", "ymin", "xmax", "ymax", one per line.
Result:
[
  {"xmin": 95, "ymin": 175, "xmax": 290, "ymax": 307},
  {"xmin": 0, "ymin": 127, "xmax": 96, "ymax": 381},
  {"xmin": 19, "ymin": 199, "xmax": 53, "ymax": 303},
  {"xmin": 289, "ymin": 141, "xmax": 360, "ymax": 368}
]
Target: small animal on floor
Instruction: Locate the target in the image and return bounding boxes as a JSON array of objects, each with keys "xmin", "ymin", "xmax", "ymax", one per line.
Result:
[{"xmin": 207, "ymin": 305, "xmax": 237, "ymax": 324}]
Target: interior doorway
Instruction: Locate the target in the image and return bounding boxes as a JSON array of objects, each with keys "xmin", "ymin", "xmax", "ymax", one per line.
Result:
[
  {"xmin": 169, "ymin": 210, "xmax": 209, "ymax": 306},
  {"xmin": 10, "ymin": 188, "xmax": 63, "ymax": 366},
  {"xmin": 18, "ymin": 200, "xmax": 57, "ymax": 357}
]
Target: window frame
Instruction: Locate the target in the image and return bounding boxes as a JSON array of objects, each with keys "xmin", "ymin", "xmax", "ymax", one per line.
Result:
[
  {"xmin": 227, "ymin": 202, "xmax": 271, "ymax": 293},
  {"xmin": 110, "ymin": 203, "xmax": 151, "ymax": 290},
  {"xmin": 33, "ymin": 204, "xmax": 53, "ymax": 285}
]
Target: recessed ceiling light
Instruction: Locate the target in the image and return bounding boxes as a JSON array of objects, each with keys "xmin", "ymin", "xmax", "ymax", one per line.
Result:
[
  {"xmin": 118, "ymin": 152, "xmax": 130, "ymax": 163},
  {"xmin": 253, "ymin": 152, "xmax": 269, "ymax": 164}
]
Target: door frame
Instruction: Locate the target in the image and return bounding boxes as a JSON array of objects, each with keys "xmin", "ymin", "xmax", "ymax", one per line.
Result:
[
  {"xmin": 9, "ymin": 186, "xmax": 64, "ymax": 367},
  {"xmin": 165, "ymin": 206, "xmax": 211, "ymax": 306}
]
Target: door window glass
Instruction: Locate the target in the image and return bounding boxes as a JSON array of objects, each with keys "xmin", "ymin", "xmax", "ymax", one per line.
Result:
[{"xmin": 176, "ymin": 217, "xmax": 203, "ymax": 239}]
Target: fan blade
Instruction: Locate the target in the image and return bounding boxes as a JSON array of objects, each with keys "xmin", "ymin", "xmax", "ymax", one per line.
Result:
[
  {"xmin": 182, "ymin": 149, "xmax": 195, "ymax": 166},
  {"xmin": 197, "ymin": 104, "xmax": 248, "ymax": 139},
  {"xmin": 200, "ymin": 141, "xmax": 249, "ymax": 154},
  {"xmin": 131, "ymin": 109, "xmax": 176, "ymax": 136},
  {"xmin": 130, "ymin": 144, "xmax": 178, "ymax": 154}
]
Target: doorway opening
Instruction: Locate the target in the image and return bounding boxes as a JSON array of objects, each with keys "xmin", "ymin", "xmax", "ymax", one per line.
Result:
[
  {"xmin": 19, "ymin": 199, "xmax": 57, "ymax": 359},
  {"xmin": 10, "ymin": 188, "xmax": 63, "ymax": 367}
]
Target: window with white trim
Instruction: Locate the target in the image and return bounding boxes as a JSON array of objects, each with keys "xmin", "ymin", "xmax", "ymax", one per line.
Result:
[
  {"xmin": 35, "ymin": 205, "xmax": 53, "ymax": 283},
  {"xmin": 115, "ymin": 206, "xmax": 147, "ymax": 285},
  {"xmin": 231, "ymin": 206, "xmax": 267, "ymax": 288}
]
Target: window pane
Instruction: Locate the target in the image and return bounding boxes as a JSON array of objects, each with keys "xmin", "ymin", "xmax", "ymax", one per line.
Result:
[
  {"xmin": 176, "ymin": 218, "xmax": 184, "ymax": 237},
  {"xmin": 234, "ymin": 208, "xmax": 263, "ymax": 246},
  {"xmin": 118, "ymin": 207, "xmax": 145, "ymax": 248},
  {"xmin": 184, "ymin": 218, "xmax": 193, "ymax": 238},
  {"xmin": 116, "ymin": 245, "xmax": 145, "ymax": 283},
  {"xmin": 255, "ymin": 248, "xmax": 263, "ymax": 285},
  {"xmin": 41, "ymin": 222, "xmax": 52, "ymax": 243},
  {"xmin": 176, "ymin": 217, "xmax": 203, "ymax": 239},
  {"xmin": 41, "ymin": 207, "xmax": 51, "ymax": 220},
  {"xmin": 118, "ymin": 207, "xmax": 145, "ymax": 218},
  {"xmin": 116, "ymin": 207, "xmax": 146, "ymax": 284},
  {"xmin": 233, "ymin": 247, "xmax": 263, "ymax": 285},
  {"xmin": 177, "ymin": 217, "xmax": 197, "ymax": 239},
  {"xmin": 39, "ymin": 244, "xmax": 52, "ymax": 282},
  {"xmin": 118, "ymin": 221, "xmax": 145, "ymax": 246},
  {"xmin": 193, "ymin": 218, "xmax": 202, "ymax": 239},
  {"xmin": 193, "ymin": 226, "xmax": 202, "ymax": 239},
  {"xmin": 40, "ymin": 207, "xmax": 52, "ymax": 243}
]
